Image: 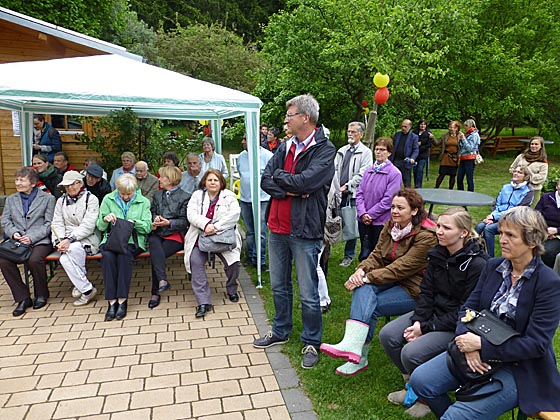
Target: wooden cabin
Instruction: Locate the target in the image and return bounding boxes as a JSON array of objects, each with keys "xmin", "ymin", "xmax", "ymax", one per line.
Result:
[{"xmin": 0, "ymin": 7, "xmax": 141, "ymax": 194}]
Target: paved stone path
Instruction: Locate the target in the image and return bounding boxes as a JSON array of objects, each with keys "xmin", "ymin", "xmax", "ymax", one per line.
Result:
[{"xmin": 0, "ymin": 256, "xmax": 316, "ymax": 419}]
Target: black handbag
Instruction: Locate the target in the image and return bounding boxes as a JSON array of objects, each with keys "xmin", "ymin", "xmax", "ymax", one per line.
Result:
[
  {"xmin": 0, "ymin": 238, "xmax": 32, "ymax": 263},
  {"xmin": 446, "ymin": 308, "xmax": 520, "ymax": 401},
  {"xmin": 103, "ymin": 218, "xmax": 138, "ymax": 254}
]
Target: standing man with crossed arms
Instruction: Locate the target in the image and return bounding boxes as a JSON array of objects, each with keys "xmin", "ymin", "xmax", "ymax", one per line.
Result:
[{"xmin": 252, "ymin": 94, "xmax": 335, "ymax": 369}]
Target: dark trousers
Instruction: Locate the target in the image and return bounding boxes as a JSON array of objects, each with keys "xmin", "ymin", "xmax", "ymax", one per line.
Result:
[
  {"xmin": 457, "ymin": 159, "xmax": 475, "ymax": 191},
  {"xmin": 190, "ymin": 246, "xmax": 240, "ymax": 305},
  {"xmin": 0, "ymin": 244, "xmax": 52, "ymax": 302},
  {"xmin": 394, "ymin": 160, "xmax": 412, "ymax": 188},
  {"xmin": 542, "ymin": 238, "xmax": 560, "ymax": 268},
  {"xmin": 149, "ymin": 234, "xmax": 183, "ymax": 295},
  {"xmin": 101, "ymin": 245, "xmax": 136, "ymax": 300},
  {"xmin": 358, "ymin": 223, "xmax": 383, "ymax": 261}
]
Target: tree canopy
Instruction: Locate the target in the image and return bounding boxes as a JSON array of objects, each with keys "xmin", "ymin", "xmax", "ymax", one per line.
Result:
[{"xmin": 255, "ymin": 0, "xmax": 560, "ymax": 136}]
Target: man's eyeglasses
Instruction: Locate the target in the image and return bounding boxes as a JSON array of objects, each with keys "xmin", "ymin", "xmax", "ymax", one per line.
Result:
[{"xmin": 285, "ymin": 112, "xmax": 302, "ymax": 119}]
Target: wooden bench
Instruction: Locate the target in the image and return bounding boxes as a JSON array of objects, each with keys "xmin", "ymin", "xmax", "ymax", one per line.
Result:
[
  {"xmin": 482, "ymin": 136, "xmax": 529, "ymax": 157},
  {"xmin": 24, "ymin": 249, "xmax": 185, "ymax": 288},
  {"xmin": 517, "ymin": 410, "xmax": 560, "ymax": 420}
]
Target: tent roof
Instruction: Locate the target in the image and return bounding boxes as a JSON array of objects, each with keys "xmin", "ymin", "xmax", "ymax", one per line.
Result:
[{"xmin": 0, "ymin": 54, "xmax": 262, "ymax": 119}]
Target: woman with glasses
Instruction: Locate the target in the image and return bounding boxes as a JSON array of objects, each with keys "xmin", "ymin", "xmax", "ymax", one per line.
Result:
[{"xmin": 51, "ymin": 171, "xmax": 100, "ymax": 306}]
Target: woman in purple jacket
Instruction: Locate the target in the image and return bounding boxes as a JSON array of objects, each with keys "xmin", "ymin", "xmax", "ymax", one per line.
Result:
[
  {"xmin": 535, "ymin": 178, "xmax": 560, "ymax": 267},
  {"xmin": 355, "ymin": 137, "xmax": 402, "ymax": 261}
]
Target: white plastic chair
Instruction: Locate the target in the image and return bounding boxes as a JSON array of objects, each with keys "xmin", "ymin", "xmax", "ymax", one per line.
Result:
[{"xmin": 229, "ymin": 153, "xmax": 240, "ymax": 190}]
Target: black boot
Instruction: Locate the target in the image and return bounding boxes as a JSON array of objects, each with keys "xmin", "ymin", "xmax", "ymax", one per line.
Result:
[
  {"xmin": 105, "ymin": 302, "xmax": 119, "ymax": 321},
  {"xmin": 115, "ymin": 300, "xmax": 128, "ymax": 320}
]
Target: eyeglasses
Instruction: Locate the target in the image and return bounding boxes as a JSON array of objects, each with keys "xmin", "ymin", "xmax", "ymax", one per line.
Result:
[
  {"xmin": 65, "ymin": 180, "xmax": 82, "ymax": 188},
  {"xmin": 285, "ymin": 112, "xmax": 302, "ymax": 119},
  {"xmin": 374, "ymin": 148, "xmax": 387, "ymax": 152}
]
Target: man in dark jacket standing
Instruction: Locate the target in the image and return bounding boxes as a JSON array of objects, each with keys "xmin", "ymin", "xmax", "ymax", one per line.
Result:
[
  {"xmin": 253, "ymin": 94, "xmax": 335, "ymax": 369},
  {"xmin": 33, "ymin": 114, "xmax": 62, "ymax": 163},
  {"xmin": 390, "ymin": 119, "xmax": 419, "ymax": 188}
]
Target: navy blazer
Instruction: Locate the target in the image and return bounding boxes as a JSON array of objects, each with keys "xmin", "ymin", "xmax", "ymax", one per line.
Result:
[
  {"xmin": 457, "ymin": 257, "xmax": 560, "ymax": 415},
  {"xmin": 391, "ymin": 131, "xmax": 419, "ymax": 169}
]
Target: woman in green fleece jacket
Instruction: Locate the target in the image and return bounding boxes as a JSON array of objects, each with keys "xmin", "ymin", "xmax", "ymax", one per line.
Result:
[{"xmin": 96, "ymin": 173, "xmax": 152, "ymax": 321}]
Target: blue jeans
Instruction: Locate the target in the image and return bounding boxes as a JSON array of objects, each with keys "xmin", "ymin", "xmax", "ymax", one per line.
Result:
[
  {"xmin": 457, "ymin": 159, "xmax": 475, "ymax": 191},
  {"xmin": 350, "ymin": 283, "xmax": 416, "ymax": 342},
  {"xmin": 240, "ymin": 201, "xmax": 268, "ymax": 265},
  {"xmin": 476, "ymin": 221, "xmax": 498, "ymax": 257},
  {"xmin": 269, "ymin": 232, "xmax": 322, "ymax": 347},
  {"xmin": 410, "ymin": 352, "xmax": 518, "ymax": 419},
  {"xmin": 413, "ymin": 159, "xmax": 428, "ymax": 188}
]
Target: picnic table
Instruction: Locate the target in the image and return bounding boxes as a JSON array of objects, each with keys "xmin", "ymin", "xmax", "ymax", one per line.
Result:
[{"xmin": 416, "ymin": 188, "xmax": 495, "ymax": 216}]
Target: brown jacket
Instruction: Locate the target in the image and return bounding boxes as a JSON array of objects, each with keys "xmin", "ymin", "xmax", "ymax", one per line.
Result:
[{"xmin": 357, "ymin": 218, "xmax": 437, "ymax": 299}]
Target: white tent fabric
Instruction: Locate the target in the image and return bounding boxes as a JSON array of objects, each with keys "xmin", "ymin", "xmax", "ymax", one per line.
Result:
[{"xmin": 0, "ymin": 54, "xmax": 266, "ymax": 284}]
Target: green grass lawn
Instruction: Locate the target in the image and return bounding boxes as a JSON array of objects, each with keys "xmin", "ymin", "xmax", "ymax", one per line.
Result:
[{"xmin": 245, "ymin": 151, "xmax": 560, "ymax": 420}]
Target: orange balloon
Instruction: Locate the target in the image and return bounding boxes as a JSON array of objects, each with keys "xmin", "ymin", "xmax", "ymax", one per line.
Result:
[{"xmin": 374, "ymin": 87, "xmax": 390, "ymax": 104}]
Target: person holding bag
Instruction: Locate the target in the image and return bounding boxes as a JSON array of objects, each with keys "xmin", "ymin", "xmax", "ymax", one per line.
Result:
[
  {"xmin": 96, "ymin": 174, "xmax": 151, "ymax": 321},
  {"xmin": 184, "ymin": 169, "xmax": 241, "ymax": 318},
  {"xmin": 410, "ymin": 207, "xmax": 560, "ymax": 419},
  {"xmin": 0, "ymin": 167, "xmax": 55, "ymax": 316}
]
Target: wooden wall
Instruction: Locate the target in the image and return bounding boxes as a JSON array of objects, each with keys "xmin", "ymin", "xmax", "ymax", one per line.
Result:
[
  {"xmin": 0, "ymin": 18, "xmax": 109, "ymax": 194},
  {"xmin": 0, "ymin": 111, "xmax": 101, "ymax": 194}
]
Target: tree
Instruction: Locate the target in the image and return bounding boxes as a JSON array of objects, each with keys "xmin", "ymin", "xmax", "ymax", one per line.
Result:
[
  {"xmin": 256, "ymin": 0, "xmax": 560, "ymax": 136},
  {"xmin": 3, "ymin": 0, "xmax": 128, "ymax": 40},
  {"xmin": 155, "ymin": 24, "xmax": 265, "ymax": 93}
]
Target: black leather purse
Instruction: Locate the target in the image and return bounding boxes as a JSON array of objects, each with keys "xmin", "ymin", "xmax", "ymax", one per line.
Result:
[
  {"xmin": 0, "ymin": 238, "xmax": 32, "ymax": 263},
  {"xmin": 446, "ymin": 309, "xmax": 520, "ymax": 401},
  {"xmin": 103, "ymin": 218, "xmax": 138, "ymax": 254}
]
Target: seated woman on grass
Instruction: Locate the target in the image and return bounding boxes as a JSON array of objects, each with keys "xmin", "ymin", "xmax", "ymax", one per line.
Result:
[
  {"xmin": 320, "ymin": 189, "xmax": 437, "ymax": 376},
  {"xmin": 379, "ymin": 208, "xmax": 488, "ymax": 418}
]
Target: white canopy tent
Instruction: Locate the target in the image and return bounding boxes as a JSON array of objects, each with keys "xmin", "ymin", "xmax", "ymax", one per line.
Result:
[{"xmin": 0, "ymin": 54, "xmax": 266, "ymax": 284}]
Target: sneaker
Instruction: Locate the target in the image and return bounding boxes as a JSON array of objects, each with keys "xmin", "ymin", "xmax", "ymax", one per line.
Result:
[
  {"xmin": 253, "ymin": 331, "xmax": 288, "ymax": 349},
  {"xmin": 405, "ymin": 401, "xmax": 431, "ymax": 418},
  {"xmin": 339, "ymin": 256, "xmax": 353, "ymax": 267},
  {"xmin": 387, "ymin": 388, "xmax": 407, "ymax": 405},
  {"xmin": 301, "ymin": 345, "xmax": 319, "ymax": 369},
  {"xmin": 73, "ymin": 287, "xmax": 97, "ymax": 306},
  {"xmin": 72, "ymin": 287, "xmax": 81, "ymax": 298}
]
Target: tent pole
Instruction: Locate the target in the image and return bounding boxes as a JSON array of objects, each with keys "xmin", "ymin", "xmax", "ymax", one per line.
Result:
[
  {"xmin": 246, "ymin": 111, "xmax": 262, "ymax": 288},
  {"xmin": 21, "ymin": 111, "xmax": 33, "ymax": 166}
]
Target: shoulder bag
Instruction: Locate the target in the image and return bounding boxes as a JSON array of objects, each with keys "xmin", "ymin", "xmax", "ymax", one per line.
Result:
[
  {"xmin": 446, "ymin": 308, "xmax": 520, "ymax": 401},
  {"xmin": 103, "ymin": 218, "xmax": 138, "ymax": 254},
  {"xmin": 0, "ymin": 238, "xmax": 32, "ymax": 263},
  {"xmin": 197, "ymin": 190, "xmax": 237, "ymax": 254},
  {"xmin": 341, "ymin": 202, "xmax": 359, "ymax": 242}
]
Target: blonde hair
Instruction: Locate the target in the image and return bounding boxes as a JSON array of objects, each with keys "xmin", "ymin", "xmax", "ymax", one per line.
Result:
[
  {"xmin": 115, "ymin": 173, "xmax": 138, "ymax": 194},
  {"xmin": 158, "ymin": 166, "xmax": 182, "ymax": 186},
  {"xmin": 439, "ymin": 207, "xmax": 479, "ymax": 245}
]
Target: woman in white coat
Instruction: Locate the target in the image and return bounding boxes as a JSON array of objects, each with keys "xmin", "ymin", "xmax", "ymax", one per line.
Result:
[
  {"xmin": 184, "ymin": 169, "xmax": 241, "ymax": 318},
  {"xmin": 51, "ymin": 171, "xmax": 101, "ymax": 306}
]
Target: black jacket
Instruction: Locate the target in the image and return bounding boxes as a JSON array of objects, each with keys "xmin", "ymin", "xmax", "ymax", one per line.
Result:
[
  {"xmin": 410, "ymin": 240, "xmax": 488, "ymax": 334},
  {"xmin": 84, "ymin": 177, "xmax": 112, "ymax": 204},
  {"xmin": 150, "ymin": 188, "xmax": 190, "ymax": 237},
  {"xmin": 261, "ymin": 125, "xmax": 335, "ymax": 240}
]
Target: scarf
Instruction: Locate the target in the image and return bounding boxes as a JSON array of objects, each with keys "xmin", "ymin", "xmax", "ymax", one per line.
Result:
[
  {"xmin": 38, "ymin": 164, "xmax": 56, "ymax": 180},
  {"xmin": 372, "ymin": 160, "xmax": 388, "ymax": 173},
  {"xmin": 510, "ymin": 180, "xmax": 528, "ymax": 189},
  {"xmin": 115, "ymin": 191, "xmax": 136, "ymax": 219},
  {"xmin": 391, "ymin": 222, "xmax": 413, "ymax": 241},
  {"xmin": 465, "ymin": 127, "xmax": 477, "ymax": 136},
  {"xmin": 66, "ymin": 188, "xmax": 86, "ymax": 205},
  {"xmin": 20, "ymin": 187, "xmax": 39, "ymax": 217},
  {"xmin": 523, "ymin": 149, "xmax": 544, "ymax": 164}
]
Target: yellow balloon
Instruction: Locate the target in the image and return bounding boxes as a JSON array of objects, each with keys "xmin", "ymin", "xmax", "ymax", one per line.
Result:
[
  {"xmin": 198, "ymin": 120, "xmax": 207, "ymax": 125},
  {"xmin": 364, "ymin": 107, "xmax": 370, "ymax": 115},
  {"xmin": 373, "ymin": 72, "xmax": 390, "ymax": 88}
]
